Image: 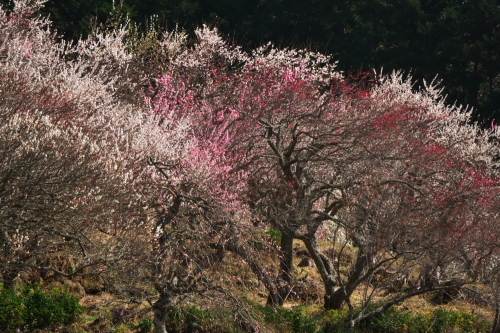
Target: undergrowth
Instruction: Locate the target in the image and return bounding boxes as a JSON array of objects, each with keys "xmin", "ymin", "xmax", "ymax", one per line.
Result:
[
  {"xmin": 1, "ymin": 284, "xmax": 491, "ymax": 333},
  {"xmin": 0, "ymin": 284, "xmax": 83, "ymax": 332},
  {"xmin": 353, "ymin": 306, "xmax": 491, "ymax": 333},
  {"xmin": 252, "ymin": 302, "xmax": 491, "ymax": 333}
]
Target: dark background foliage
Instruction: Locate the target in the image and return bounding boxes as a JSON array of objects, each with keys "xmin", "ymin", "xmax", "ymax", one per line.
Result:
[{"xmin": 1, "ymin": 0, "xmax": 498, "ymax": 123}]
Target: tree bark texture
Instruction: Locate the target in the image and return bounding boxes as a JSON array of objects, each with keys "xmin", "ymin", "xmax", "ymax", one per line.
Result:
[
  {"xmin": 267, "ymin": 230, "xmax": 295, "ymax": 306},
  {"xmin": 153, "ymin": 292, "xmax": 174, "ymax": 333}
]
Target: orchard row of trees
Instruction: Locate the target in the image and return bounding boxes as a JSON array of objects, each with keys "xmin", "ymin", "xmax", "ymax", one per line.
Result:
[
  {"xmin": 0, "ymin": 1, "xmax": 499, "ymax": 333},
  {"xmin": 1, "ymin": 0, "xmax": 497, "ymax": 123}
]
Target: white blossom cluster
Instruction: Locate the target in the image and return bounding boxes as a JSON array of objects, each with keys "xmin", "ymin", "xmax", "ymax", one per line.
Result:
[{"xmin": 372, "ymin": 72, "xmax": 499, "ymax": 169}]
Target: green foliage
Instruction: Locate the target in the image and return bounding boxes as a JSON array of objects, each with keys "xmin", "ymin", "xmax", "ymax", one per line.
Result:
[
  {"xmin": 426, "ymin": 309, "xmax": 491, "ymax": 333},
  {"xmin": 165, "ymin": 306, "xmax": 212, "ymax": 332},
  {"xmin": 354, "ymin": 307, "xmax": 491, "ymax": 333},
  {"xmin": 265, "ymin": 228, "xmax": 282, "ymax": 244},
  {"xmin": 453, "ymin": 310, "xmax": 491, "ymax": 332},
  {"xmin": 39, "ymin": 0, "xmax": 127, "ymax": 40},
  {"xmin": 0, "ymin": 285, "xmax": 83, "ymax": 332},
  {"xmin": 0, "ymin": 287, "xmax": 25, "ymax": 332},
  {"xmin": 253, "ymin": 305, "xmax": 493, "ymax": 333},
  {"xmin": 258, "ymin": 305, "xmax": 318, "ymax": 333},
  {"xmin": 430, "ymin": 309, "xmax": 460, "ymax": 333},
  {"xmin": 22, "ymin": 285, "xmax": 83, "ymax": 328},
  {"xmin": 138, "ymin": 318, "xmax": 154, "ymax": 332},
  {"xmin": 321, "ymin": 309, "xmax": 350, "ymax": 333},
  {"xmin": 357, "ymin": 306, "xmax": 424, "ymax": 333}
]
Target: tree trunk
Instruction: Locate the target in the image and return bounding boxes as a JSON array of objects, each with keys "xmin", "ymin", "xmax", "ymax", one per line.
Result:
[
  {"xmin": 153, "ymin": 292, "xmax": 174, "ymax": 333},
  {"xmin": 300, "ymin": 235, "xmax": 339, "ymax": 309},
  {"xmin": 299, "ymin": 232, "xmax": 367, "ymax": 310},
  {"xmin": 324, "ymin": 246, "xmax": 369, "ymax": 310},
  {"xmin": 267, "ymin": 229, "xmax": 295, "ymax": 306},
  {"xmin": 325, "ymin": 287, "xmax": 350, "ymax": 310},
  {"xmin": 492, "ymin": 306, "xmax": 500, "ymax": 333}
]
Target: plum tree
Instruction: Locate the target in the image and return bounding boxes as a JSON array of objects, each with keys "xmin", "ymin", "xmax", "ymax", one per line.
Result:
[
  {"xmin": 151, "ymin": 27, "xmax": 499, "ymax": 325},
  {"xmin": 0, "ymin": 4, "xmax": 259, "ymax": 332}
]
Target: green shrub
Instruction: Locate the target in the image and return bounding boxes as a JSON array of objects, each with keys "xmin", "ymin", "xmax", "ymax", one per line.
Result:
[
  {"xmin": 265, "ymin": 229, "xmax": 282, "ymax": 243},
  {"xmin": 138, "ymin": 318, "xmax": 154, "ymax": 332},
  {"xmin": 0, "ymin": 284, "xmax": 82, "ymax": 331},
  {"xmin": 165, "ymin": 306, "xmax": 212, "ymax": 332},
  {"xmin": 22, "ymin": 285, "xmax": 83, "ymax": 329},
  {"xmin": 321, "ymin": 309, "xmax": 349, "ymax": 333},
  {"xmin": 258, "ymin": 305, "xmax": 317, "ymax": 333},
  {"xmin": 428, "ymin": 309, "xmax": 458, "ymax": 333},
  {"xmin": 455, "ymin": 310, "xmax": 491, "ymax": 332},
  {"xmin": 354, "ymin": 306, "xmax": 491, "ymax": 333},
  {"xmin": 0, "ymin": 287, "xmax": 25, "ymax": 332},
  {"xmin": 357, "ymin": 307, "xmax": 412, "ymax": 333},
  {"xmin": 427, "ymin": 309, "xmax": 491, "ymax": 333},
  {"xmin": 289, "ymin": 310, "xmax": 316, "ymax": 333}
]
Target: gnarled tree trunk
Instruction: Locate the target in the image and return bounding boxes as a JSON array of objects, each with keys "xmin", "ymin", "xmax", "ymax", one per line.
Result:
[
  {"xmin": 153, "ymin": 292, "xmax": 174, "ymax": 333},
  {"xmin": 300, "ymin": 234, "xmax": 338, "ymax": 308},
  {"xmin": 301, "ymin": 232, "xmax": 370, "ymax": 310}
]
